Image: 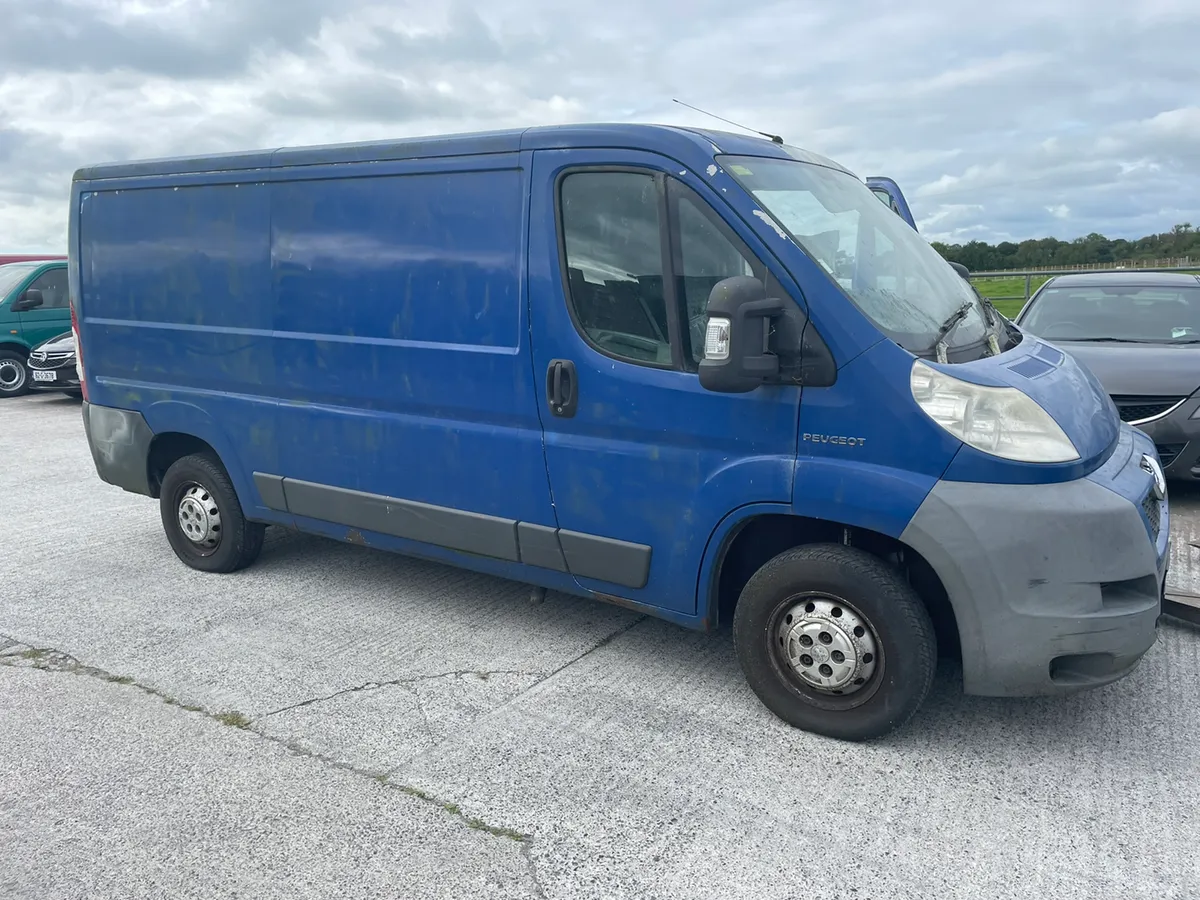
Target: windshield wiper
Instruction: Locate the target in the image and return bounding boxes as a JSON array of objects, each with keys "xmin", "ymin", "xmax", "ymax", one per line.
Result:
[
  {"xmin": 929, "ymin": 301, "xmax": 972, "ymax": 362},
  {"xmin": 1060, "ymin": 337, "xmax": 1166, "ymax": 344}
]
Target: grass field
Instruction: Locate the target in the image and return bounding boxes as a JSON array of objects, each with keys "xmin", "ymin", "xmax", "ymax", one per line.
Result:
[
  {"xmin": 971, "ymin": 276, "xmax": 1051, "ymax": 319},
  {"xmin": 988, "ymin": 297, "xmax": 1028, "ymax": 319}
]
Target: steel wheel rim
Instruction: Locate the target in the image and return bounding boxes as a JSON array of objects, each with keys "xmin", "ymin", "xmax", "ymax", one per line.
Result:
[
  {"xmin": 0, "ymin": 360, "xmax": 25, "ymax": 391},
  {"xmin": 176, "ymin": 483, "xmax": 222, "ymax": 553},
  {"xmin": 768, "ymin": 592, "xmax": 885, "ymax": 708}
]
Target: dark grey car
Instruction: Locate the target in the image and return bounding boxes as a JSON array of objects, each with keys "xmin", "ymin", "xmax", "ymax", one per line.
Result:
[{"xmin": 1015, "ymin": 271, "xmax": 1200, "ymax": 481}]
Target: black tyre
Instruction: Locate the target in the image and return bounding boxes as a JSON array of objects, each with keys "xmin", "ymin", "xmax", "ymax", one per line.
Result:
[
  {"xmin": 159, "ymin": 453, "xmax": 265, "ymax": 573},
  {"xmin": 732, "ymin": 543, "xmax": 936, "ymax": 742},
  {"xmin": 0, "ymin": 349, "xmax": 30, "ymax": 397}
]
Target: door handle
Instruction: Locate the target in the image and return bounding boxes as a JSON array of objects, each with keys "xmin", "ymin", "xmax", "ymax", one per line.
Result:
[{"xmin": 546, "ymin": 359, "xmax": 578, "ymax": 418}]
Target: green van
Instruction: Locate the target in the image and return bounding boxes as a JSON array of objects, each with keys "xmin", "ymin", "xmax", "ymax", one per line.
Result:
[{"xmin": 0, "ymin": 260, "xmax": 71, "ymax": 397}]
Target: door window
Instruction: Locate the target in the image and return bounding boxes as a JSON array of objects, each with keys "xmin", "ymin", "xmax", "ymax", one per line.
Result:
[
  {"xmin": 559, "ymin": 171, "xmax": 671, "ymax": 366},
  {"xmin": 25, "ymin": 268, "xmax": 69, "ymax": 309},
  {"xmin": 669, "ymin": 183, "xmax": 763, "ymax": 364},
  {"xmin": 557, "ymin": 169, "xmax": 776, "ymax": 370}
]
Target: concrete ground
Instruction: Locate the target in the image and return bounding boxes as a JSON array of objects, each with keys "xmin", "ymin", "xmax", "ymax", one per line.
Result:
[{"xmin": 2, "ymin": 393, "xmax": 1198, "ymax": 900}]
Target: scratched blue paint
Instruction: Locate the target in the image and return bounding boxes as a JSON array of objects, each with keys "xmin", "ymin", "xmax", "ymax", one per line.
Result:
[
  {"xmin": 77, "ymin": 180, "xmax": 282, "ymax": 509},
  {"xmin": 70, "ymin": 123, "xmax": 1134, "ymax": 632},
  {"xmin": 269, "ymin": 158, "xmax": 555, "ymax": 524}
]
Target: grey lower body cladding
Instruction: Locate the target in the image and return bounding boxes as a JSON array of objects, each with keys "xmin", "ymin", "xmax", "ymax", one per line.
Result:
[
  {"xmin": 81, "ymin": 402, "xmax": 155, "ymax": 497},
  {"xmin": 901, "ymin": 471, "xmax": 1164, "ymax": 697},
  {"xmin": 254, "ymin": 473, "xmax": 651, "ymax": 590}
]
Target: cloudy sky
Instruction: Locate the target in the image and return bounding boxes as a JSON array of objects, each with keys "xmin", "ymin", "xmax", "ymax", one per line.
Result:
[{"xmin": 1, "ymin": 0, "xmax": 1197, "ymax": 252}]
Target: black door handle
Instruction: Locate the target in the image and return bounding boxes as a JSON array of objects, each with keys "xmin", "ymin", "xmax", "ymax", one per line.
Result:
[{"xmin": 546, "ymin": 359, "xmax": 578, "ymax": 418}]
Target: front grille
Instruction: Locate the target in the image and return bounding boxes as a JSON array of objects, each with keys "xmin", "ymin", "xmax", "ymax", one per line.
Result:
[
  {"xmin": 1156, "ymin": 443, "xmax": 1187, "ymax": 468},
  {"xmin": 27, "ymin": 351, "xmax": 73, "ymax": 370},
  {"xmin": 1110, "ymin": 395, "xmax": 1184, "ymax": 423},
  {"xmin": 1142, "ymin": 491, "xmax": 1161, "ymax": 543}
]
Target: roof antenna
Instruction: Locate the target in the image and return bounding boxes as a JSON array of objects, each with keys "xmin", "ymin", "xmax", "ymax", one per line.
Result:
[{"xmin": 672, "ymin": 99, "xmax": 784, "ymax": 144}]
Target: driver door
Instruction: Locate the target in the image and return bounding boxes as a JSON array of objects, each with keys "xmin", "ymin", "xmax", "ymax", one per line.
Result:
[
  {"xmin": 17, "ymin": 266, "xmax": 72, "ymax": 346},
  {"xmin": 526, "ymin": 148, "xmax": 802, "ymax": 616}
]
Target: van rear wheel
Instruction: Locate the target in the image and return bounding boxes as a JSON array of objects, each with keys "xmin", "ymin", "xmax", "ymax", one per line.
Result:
[
  {"xmin": 159, "ymin": 453, "xmax": 265, "ymax": 573},
  {"xmin": 732, "ymin": 544, "xmax": 936, "ymax": 742}
]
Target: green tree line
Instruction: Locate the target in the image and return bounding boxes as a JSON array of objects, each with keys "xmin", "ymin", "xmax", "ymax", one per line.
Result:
[{"xmin": 931, "ymin": 223, "xmax": 1199, "ymax": 271}]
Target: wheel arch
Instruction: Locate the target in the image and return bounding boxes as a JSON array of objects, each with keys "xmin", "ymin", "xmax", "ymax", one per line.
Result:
[
  {"xmin": 139, "ymin": 400, "xmax": 259, "ymax": 511},
  {"xmin": 701, "ymin": 509, "xmax": 961, "ymax": 661},
  {"xmin": 147, "ymin": 432, "xmax": 221, "ymax": 498}
]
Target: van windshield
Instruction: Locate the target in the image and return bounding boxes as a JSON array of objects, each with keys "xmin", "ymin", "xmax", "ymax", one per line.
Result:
[
  {"xmin": 720, "ymin": 155, "xmax": 992, "ymax": 356},
  {"xmin": 0, "ymin": 264, "xmax": 37, "ymax": 299}
]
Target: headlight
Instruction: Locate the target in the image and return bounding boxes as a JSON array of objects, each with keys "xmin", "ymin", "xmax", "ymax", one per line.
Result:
[{"xmin": 910, "ymin": 360, "xmax": 1079, "ymax": 463}]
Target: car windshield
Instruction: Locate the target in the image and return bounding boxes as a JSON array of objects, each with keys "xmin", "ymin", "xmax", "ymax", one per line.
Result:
[
  {"xmin": 0, "ymin": 264, "xmax": 37, "ymax": 299},
  {"xmin": 719, "ymin": 155, "xmax": 991, "ymax": 355},
  {"xmin": 1020, "ymin": 283, "xmax": 1200, "ymax": 343}
]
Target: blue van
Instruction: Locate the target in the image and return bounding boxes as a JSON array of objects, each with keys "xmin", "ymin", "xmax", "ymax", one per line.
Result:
[{"xmin": 70, "ymin": 125, "xmax": 1170, "ymax": 740}]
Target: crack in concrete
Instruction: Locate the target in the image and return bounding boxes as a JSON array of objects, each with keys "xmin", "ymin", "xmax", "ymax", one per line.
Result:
[
  {"xmin": 1, "ymin": 614, "xmax": 649, "ymax": 894},
  {"xmin": 528, "ymin": 613, "xmax": 649, "ymax": 687},
  {"xmin": 254, "ymin": 613, "xmax": 648, "ymax": 727},
  {"xmin": 0, "ymin": 637, "xmax": 214, "ymax": 716},
  {"xmin": 405, "ymin": 681, "xmax": 437, "ymax": 748},
  {"xmin": 258, "ymin": 668, "xmax": 544, "ymax": 721},
  {"xmin": 521, "ymin": 841, "xmax": 549, "ymax": 900},
  {"xmin": 0, "ymin": 633, "xmax": 538, "ymax": 858}
]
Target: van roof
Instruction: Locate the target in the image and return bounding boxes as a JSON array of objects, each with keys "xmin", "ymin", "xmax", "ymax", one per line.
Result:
[{"xmin": 72, "ymin": 123, "xmax": 854, "ymax": 182}]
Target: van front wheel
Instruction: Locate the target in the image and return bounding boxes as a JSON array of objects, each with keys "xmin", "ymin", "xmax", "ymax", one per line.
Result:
[
  {"xmin": 159, "ymin": 453, "xmax": 265, "ymax": 573},
  {"xmin": 733, "ymin": 544, "xmax": 936, "ymax": 741}
]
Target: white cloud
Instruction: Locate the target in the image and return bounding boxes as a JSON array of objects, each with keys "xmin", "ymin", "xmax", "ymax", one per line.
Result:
[{"xmin": 1, "ymin": 0, "xmax": 1199, "ymax": 251}]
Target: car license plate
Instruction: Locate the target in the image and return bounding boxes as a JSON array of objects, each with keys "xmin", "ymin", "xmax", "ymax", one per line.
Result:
[{"xmin": 32, "ymin": 370, "xmax": 57, "ymax": 382}]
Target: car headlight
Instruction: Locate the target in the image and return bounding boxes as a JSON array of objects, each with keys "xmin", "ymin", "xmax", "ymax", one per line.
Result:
[{"xmin": 910, "ymin": 359, "xmax": 1079, "ymax": 463}]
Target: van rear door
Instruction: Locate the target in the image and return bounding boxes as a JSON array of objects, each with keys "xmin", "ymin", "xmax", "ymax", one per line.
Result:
[{"xmin": 527, "ymin": 149, "xmax": 801, "ymax": 617}]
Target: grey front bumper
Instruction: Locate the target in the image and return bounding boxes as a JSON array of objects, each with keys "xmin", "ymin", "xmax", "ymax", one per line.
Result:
[
  {"xmin": 901, "ymin": 438, "xmax": 1166, "ymax": 697},
  {"xmin": 81, "ymin": 401, "xmax": 155, "ymax": 497}
]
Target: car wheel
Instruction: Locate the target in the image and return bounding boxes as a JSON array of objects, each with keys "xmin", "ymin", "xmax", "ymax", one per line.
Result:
[
  {"xmin": 733, "ymin": 543, "xmax": 936, "ymax": 742},
  {"xmin": 0, "ymin": 350, "xmax": 30, "ymax": 397},
  {"xmin": 159, "ymin": 453, "xmax": 266, "ymax": 573}
]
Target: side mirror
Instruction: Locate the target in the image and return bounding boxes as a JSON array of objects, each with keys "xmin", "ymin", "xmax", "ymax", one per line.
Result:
[
  {"xmin": 11, "ymin": 289, "xmax": 44, "ymax": 312},
  {"xmin": 698, "ymin": 276, "xmax": 786, "ymax": 394},
  {"xmin": 948, "ymin": 261, "xmax": 970, "ymax": 281}
]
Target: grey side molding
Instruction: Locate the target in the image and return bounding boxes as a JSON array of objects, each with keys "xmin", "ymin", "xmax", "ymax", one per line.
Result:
[{"xmin": 255, "ymin": 472, "xmax": 652, "ymax": 588}]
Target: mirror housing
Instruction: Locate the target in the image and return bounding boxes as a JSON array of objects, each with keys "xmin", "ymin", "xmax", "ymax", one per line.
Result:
[
  {"xmin": 12, "ymin": 289, "xmax": 44, "ymax": 312},
  {"xmin": 698, "ymin": 276, "xmax": 786, "ymax": 394},
  {"xmin": 948, "ymin": 261, "xmax": 970, "ymax": 281}
]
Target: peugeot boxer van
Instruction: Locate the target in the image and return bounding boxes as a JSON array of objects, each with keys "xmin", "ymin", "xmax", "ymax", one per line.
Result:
[{"xmin": 70, "ymin": 125, "xmax": 1169, "ymax": 740}]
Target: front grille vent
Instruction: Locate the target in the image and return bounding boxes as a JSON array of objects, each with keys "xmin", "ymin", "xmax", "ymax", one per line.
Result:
[{"xmin": 1110, "ymin": 395, "xmax": 1184, "ymax": 424}]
